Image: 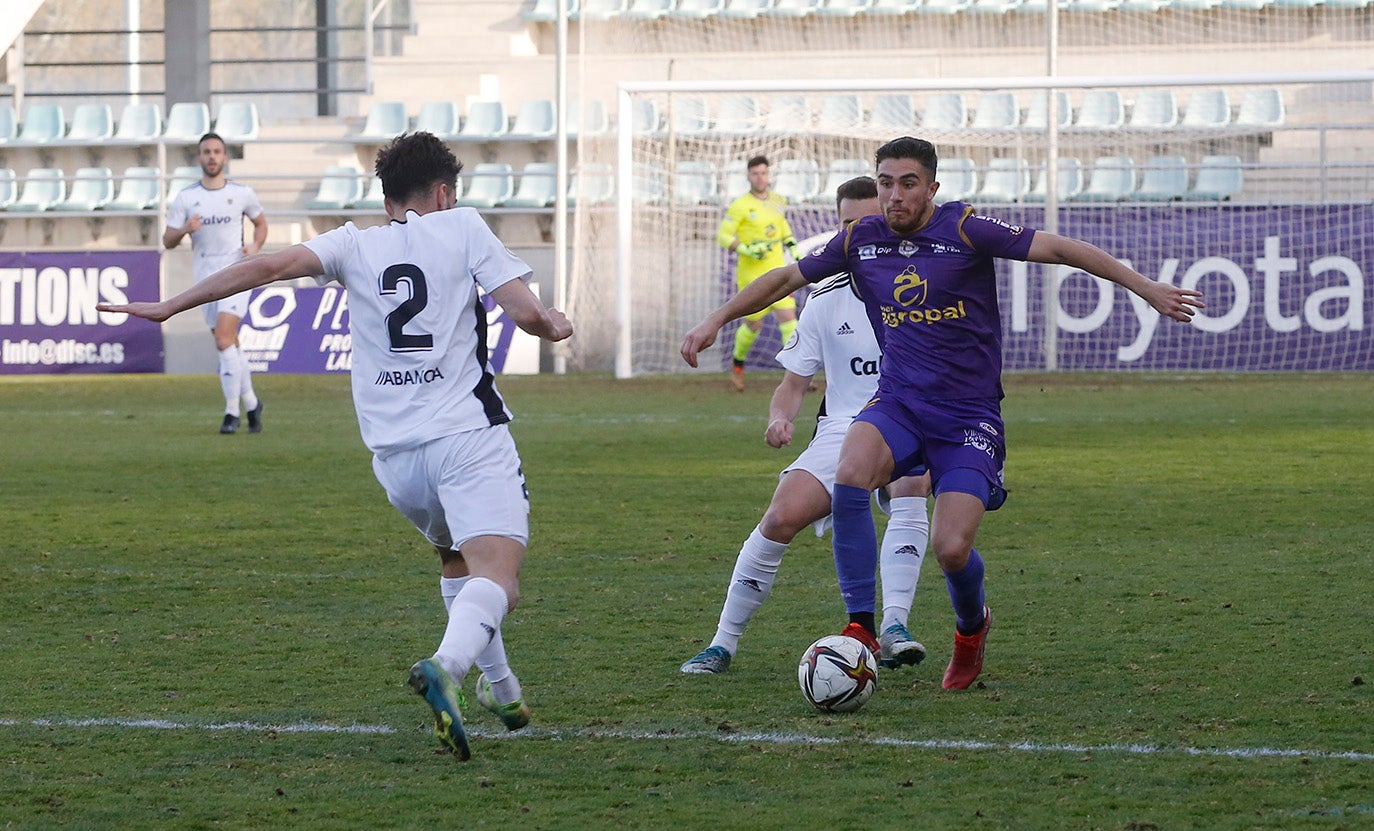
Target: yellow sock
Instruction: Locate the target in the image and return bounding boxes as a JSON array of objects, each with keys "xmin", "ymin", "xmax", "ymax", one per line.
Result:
[{"xmin": 733, "ymin": 324, "xmax": 759, "ymax": 364}]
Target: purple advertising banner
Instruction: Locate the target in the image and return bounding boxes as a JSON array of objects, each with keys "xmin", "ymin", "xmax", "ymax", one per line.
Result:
[
  {"xmin": 0, "ymin": 250, "xmax": 164, "ymax": 375},
  {"xmin": 240, "ymin": 284, "xmax": 540, "ymax": 375}
]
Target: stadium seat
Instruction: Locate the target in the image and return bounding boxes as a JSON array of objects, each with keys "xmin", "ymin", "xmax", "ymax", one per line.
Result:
[
  {"xmin": 1169, "ymin": 0, "xmax": 1220, "ymax": 8},
  {"xmin": 771, "ymin": 0, "xmax": 823, "ymax": 15},
  {"xmin": 1181, "ymin": 89, "xmax": 1231, "ymax": 129},
  {"xmin": 1024, "ymin": 157, "xmax": 1084, "ymax": 202},
  {"xmin": 1127, "ymin": 89, "xmax": 1178, "ymax": 130},
  {"xmin": 920, "ymin": 93, "xmax": 968, "ymax": 131},
  {"xmin": 1189, "ymin": 154, "xmax": 1243, "ymax": 201},
  {"xmin": 1136, "ymin": 156, "xmax": 1190, "ymax": 201},
  {"xmin": 0, "ymin": 169, "xmax": 15, "ymax": 208},
  {"xmin": 581, "ymin": 0, "xmax": 629, "ymax": 18},
  {"xmin": 719, "ymin": 0, "xmax": 772, "ymax": 17},
  {"xmin": 455, "ymin": 101, "xmax": 508, "ymax": 141},
  {"xmin": 1022, "ymin": 90, "xmax": 1071, "ymax": 130},
  {"xmin": 568, "ymin": 162, "xmax": 615, "ymax": 206},
  {"xmin": 1236, "ymin": 87, "xmax": 1284, "ymax": 128},
  {"xmin": 164, "ymin": 102, "xmax": 211, "ymax": 143},
  {"xmin": 1320, "ymin": 0, "xmax": 1370, "ymax": 7},
  {"xmin": 765, "ymin": 96, "xmax": 811, "ymax": 134},
  {"xmin": 672, "ymin": 0, "xmax": 726, "ymax": 16},
  {"xmin": 919, "ymin": 0, "xmax": 971, "ymax": 12},
  {"xmin": 1063, "ymin": 0, "xmax": 1121, "ymax": 11},
  {"xmin": 773, "ymin": 158, "xmax": 822, "ymax": 203},
  {"xmin": 54, "ymin": 167, "xmax": 115, "ymax": 211},
  {"xmin": 623, "ymin": 0, "xmax": 673, "ymax": 19},
  {"xmin": 819, "ymin": 0, "xmax": 874, "ymax": 14},
  {"xmin": 821, "ymin": 158, "xmax": 871, "ymax": 200},
  {"xmin": 458, "ymin": 163, "xmax": 515, "ymax": 208},
  {"xmin": 167, "ymin": 165, "xmax": 204, "ymax": 199},
  {"xmin": 631, "ymin": 98, "xmax": 661, "ymax": 134},
  {"xmin": 215, "ymin": 102, "xmax": 260, "ymax": 141},
  {"xmin": 868, "ymin": 94, "xmax": 918, "ymax": 132},
  {"xmin": 568, "ymin": 99, "xmax": 610, "ymax": 138},
  {"xmin": 1220, "ymin": 0, "xmax": 1270, "ymax": 8},
  {"xmin": 8, "ymin": 168, "xmax": 66, "ymax": 211},
  {"xmin": 977, "ymin": 158, "xmax": 1030, "ymax": 203},
  {"xmin": 113, "ymin": 103, "xmax": 163, "ymax": 142},
  {"xmin": 105, "ymin": 166, "xmax": 162, "ymax": 211},
  {"xmin": 1116, "ymin": 0, "xmax": 1167, "ymax": 8},
  {"xmin": 672, "ymin": 160, "xmax": 719, "ymax": 205},
  {"xmin": 414, "ymin": 101, "xmax": 460, "ymax": 139},
  {"xmin": 816, "ymin": 94, "xmax": 862, "ymax": 132},
  {"xmin": 508, "ymin": 100, "xmax": 557, "ymax": 140},
  {"xmin": 1071, "ymin": 90, "xmax": 1124, "ymax": 131},
  {"xmin": 970, "ymin": 92, "xmax": 1019, "ymax": 130},
  {"xmin": 722, "ymin": 159, "xmax": 748, "ymax": 198},
  {"xmin": 933, "ymin": 157, "xmax": 977, "ymax": 204},
  {"xmin": 523, "ymin": 0, "xmax": 579, "ymax": 21},
  {"xmin": 714, "ymin": 95, "xmax": 763, "ymax": 135},
  {"xmin": 358, "ymin": 101, "xmax": 409, "ymax": 141},
  {"xmin": 970, "ymin": 0, "xmax": 1024, "ymax": 13},
  {"xmin": 505, "ymin": 162, "xmax": 559, "ymax": 208},
  {"xmin": 306, "ymin": 165, "xmax": 365, "ymax": 210},
  {"xmin": 64, "ymin": 104, "xmax": 114, "ymax": 143},
  {"xmin": 1075, "ymin": 156, "xmax": 1136, "ymax": 201},
  {"xmin": 634, "ymin": 162, "xmax": 667, "ymax": 204},
  {"xmin": 669, "ymin": 96, "xmax": 712, "ymax": 135},
  {"xmin": 17, "ymin": 104, "xmax": 66, "ymax": 144},
  {"xmin": 354, "ymin": 176, "xmax": 386, "ymax": 210},
  {"xmin": 0, "ymin": 105, "xmax": 17, "ymax": 143},
  {"xmin": 867, "ymin": 0, "xmax": 922, "ymax": 10}
]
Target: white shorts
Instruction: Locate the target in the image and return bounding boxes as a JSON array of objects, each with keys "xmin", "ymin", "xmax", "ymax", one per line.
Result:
[
  {"xmin": 202, "ymin": 289, "xmax": 251, "ymax": 329},
  {"xmin": 779, "ymin": 416, "xmax": 881, "ymax": 538},
  {"xmin": 370, "ymin": 424, "xmax": 530, "ymax": 551}
]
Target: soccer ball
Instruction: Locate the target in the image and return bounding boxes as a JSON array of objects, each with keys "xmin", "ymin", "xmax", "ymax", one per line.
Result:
[{"xmin": 798, "ymin": 634, "xmax": 878, "ymax": 713}]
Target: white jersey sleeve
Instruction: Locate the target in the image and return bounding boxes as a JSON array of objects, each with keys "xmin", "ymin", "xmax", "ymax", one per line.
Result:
[{"xmin": 776, "ymin": 274, "xmax": 883, "ymax": 421}]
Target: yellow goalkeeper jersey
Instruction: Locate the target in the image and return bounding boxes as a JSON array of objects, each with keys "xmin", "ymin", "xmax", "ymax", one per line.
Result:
[{"xmin": 716, "ymin": 191, "xmax": 795, "ymax": 285}]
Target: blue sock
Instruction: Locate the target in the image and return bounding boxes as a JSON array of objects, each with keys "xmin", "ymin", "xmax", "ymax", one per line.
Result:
[
  {"xmin": 944, "ymin": 549, "xmax": 986, "ymax": 635},
  {"xmin": 832, "ymin": 483, "xmax": 878, "ymax": 615}
]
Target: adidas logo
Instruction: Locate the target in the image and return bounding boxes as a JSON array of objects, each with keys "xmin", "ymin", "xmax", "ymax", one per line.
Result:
[
  {"xmin": 836, "ymin": 322, "xmax": 854, "ymax": 336},
  {"xmin": 736, "ymin": 577, "xmax": 763, "ymax": 593}
]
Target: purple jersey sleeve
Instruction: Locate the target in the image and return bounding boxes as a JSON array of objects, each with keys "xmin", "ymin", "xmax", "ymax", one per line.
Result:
[
  {"xmin": 796, "ymin": 222, "xmax": 856, "ymax": 284},
  {"xmin": 959, "ymin": 212, "xmax": 1036, "ymax": 261}
]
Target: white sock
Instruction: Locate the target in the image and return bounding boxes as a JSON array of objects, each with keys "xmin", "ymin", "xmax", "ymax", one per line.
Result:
[
  {"xmin": 238, "ymin": 347, "xmax": 259, "ymax": 412},
  {"xmin": 440, "ymin": 576, "xmax": 470, "ymax": 612},
  {"xmin": 709, "ymin": 526, "xmax": 787, "ymax": 655},
  {"xmin": 440, "ymin": 574, "xmax": 520, "ymax": 703},
  {"xmin": 880, "ymin": 496, "xmax": 929, "ymax": 631},
  {"xmin": 434, "ymin": 577, "xmax": 507, "ymax": 685},
  {"xmin": 218, "ymin": 346, "xmax": 242, "ymax": 416}
]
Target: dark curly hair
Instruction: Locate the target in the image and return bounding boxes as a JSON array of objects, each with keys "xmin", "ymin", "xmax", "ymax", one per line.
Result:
[{"xmin": 374, "ymin": 132, "xmax": 463, "ymax": 204}]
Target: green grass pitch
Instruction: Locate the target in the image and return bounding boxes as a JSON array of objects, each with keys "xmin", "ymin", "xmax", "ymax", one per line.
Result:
[{"xmin": 1, "ymin": 372, "xmax": 1371, "ymax": 829}]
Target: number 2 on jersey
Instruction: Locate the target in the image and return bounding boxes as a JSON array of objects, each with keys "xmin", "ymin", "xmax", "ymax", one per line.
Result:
[{"xmin": 380, "ymin": 263, "xmax": 434, "ymax": 352}]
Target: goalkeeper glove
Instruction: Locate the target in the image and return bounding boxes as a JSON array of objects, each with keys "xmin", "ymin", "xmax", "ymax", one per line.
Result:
[
  {"xmin": 782, "ymin": 236, "xmax": 800, "ymax": 260},
  {"xmin": 737, "ymin": 241, "xmax": 771, "ymax": 260}
]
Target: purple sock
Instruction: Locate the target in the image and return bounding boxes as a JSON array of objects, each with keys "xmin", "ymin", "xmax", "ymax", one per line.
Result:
[
  {"xmin": 944, "ymin": 549, "xmax": 986, "ymax": 635},
  {"xmin": 832, "ymin": 483, "xmax": 878, "ymax": 615}
]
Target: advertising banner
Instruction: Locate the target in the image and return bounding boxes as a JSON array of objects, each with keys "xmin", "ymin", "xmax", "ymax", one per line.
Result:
[{"xmin": 0, "ymin": 250, "xmax": 164, "ymax": 375}]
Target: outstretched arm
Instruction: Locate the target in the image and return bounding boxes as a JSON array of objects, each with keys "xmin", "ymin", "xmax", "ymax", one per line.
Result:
[
  {"xmin": 680, "ymin": 262, "xmax": 807, "ymax": 367},
  {"xmin": 488, "ymin": 279, "xmax": 573, "ymax": 342},
  {"xmin": 1027, "ymin": 232, "xmax": 1204, "ymax": 323},
  {"xmin": 764, "ymin": 370, "xmax": 814, "ymax": 449},
  {"xmin": 97, "ymin": 245, "xmax": 324, "ymax": 322}
]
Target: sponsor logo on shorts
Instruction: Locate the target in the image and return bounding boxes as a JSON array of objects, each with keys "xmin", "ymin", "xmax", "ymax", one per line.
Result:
[
  {"xmin": 963, "ymin": 428, "xmax": 997, "ymax": 458},
  {"xmin": 979, "ymin": 422, "xmax": 999, "ymax": 436},
  {"xmin": 375, "ymin": 367, "xmax": 446, "ymax": 386}
]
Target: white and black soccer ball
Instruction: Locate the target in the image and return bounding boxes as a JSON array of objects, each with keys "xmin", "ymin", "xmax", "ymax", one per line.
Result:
[{"xmin": 798, "ymin": 634, "xmax": 878, "ymax": 713}]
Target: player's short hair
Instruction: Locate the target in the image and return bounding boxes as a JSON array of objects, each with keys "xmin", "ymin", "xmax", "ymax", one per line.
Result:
[
  {"xmin": 375, "ymin": 132, "xmax": 464, "ymax": 204},
  {"xmin": 835, "ymin": 175, "xmax": 877, "ymax": 210},
  {"xmin": 746, "ymin": 154, "xmax": 770, "ymax": 169},
  {"xmin": 197, "ymin": 132, "xmax": 226, "ymax": 149},
  {"xmin": 875, "ymin": 136, "xmax": 939, "ymax": 179}
]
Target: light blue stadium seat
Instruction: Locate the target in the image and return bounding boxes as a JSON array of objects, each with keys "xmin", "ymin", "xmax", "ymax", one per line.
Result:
[
  {"xmin": 819, "ymin": 0, "xmax": 873, "ymax": 14},
  {"xmin": 568, "ymin": 99, "xmax": 610, "ymax": 138},
  {"xmin": 0, "ymin": 169, "xmax": 16, "ymax": 207},
  {"xmin": 821, "ymin": 158, "xmax": 871, "ymax": 199},
  {"xmin": 459, "ymin": 163, "xmax": 515, "ymax": 208},
  {"xmin": 977, "ymin": 158, "xmax": 1030, "ymax": 203},
  {"xmin": 774, "ymin": 158, "xmax": 822, "ymax": 203},
  {"xmin": 719, "ymin": 0, "xmax": 772, "ymax": 16},
  {"xmin": 1117, "ymin": 0, "xmax": 1167, "ymax": 8},
  {"xmin": 771, "ymin": 0, "xmax": 823, "ymax": 15},
  {"xmin": 921, "ymin": 93, "xmax": 968, "ymax": 130},
  {"xmin": 1236, "ymin": 88, "xmax": 1284, "ymax": 128},
  {"xmin": 215, "ymin": 102, "xmax": 260, "ymax": 141},
  {"xmin": 672, "ymin": 161, "xmax": 719, "ymax": 205},
  {"xmin": 624, "ymin": 0, "xmax": 674, "ymax": 18},
  {"xmin": 631, "ymin": 98, "xmax": 661, "ymax": 134},
  {"xmin": 1220, "ymin": 0, "xmax": 1270, "ymax": 9},
  {"xmin": 65, "ymin": 104, "xmax": 114, "ymax": 143},
  {"xmin": 1024, "ymin": 157, "xmax": 1084, "ymax": 202},
  {"xmin": 1181, "ymin": 89, "xmax": 1231, "ymax": 129},
  {"xmin": 54, "ymin": 167, "xmax": 115, "ymax": 211},
  {"xmin": 1072, "ymin": 90, "xmax": 1124, "ymax": 131},
  {"xmin": 358, "ymin": 101, "xmax": 409, "ymax": 141},
  {"xmin": 1169, "ymin": 0, "xmax": 1220, "ymax": 8},
  {"xmin": 634, "ymin": 162, "xmax": 667, "ymax": 204},
  {"xmin": 167, "ymin": 165, "xmax": 203, "ymax": 200},
  {"xmin": 1320, "ymin": 0, "xmax": 1369, "ymax": 7},
  {"xmin": 1063, "ymin": 0, "xmax": 1120, "ymax": 10},
  {"xmin": 867, "ymin": 0, "xmax": 922, "ymax": 10},
  {"xmin": 919, "ymin": 0, "xmax": 971, "ymax": 12},
  {"xmin": 934, "ymin": 157, "xmax": 978, "ymax": 204},
  {"xmin": 1136, "ymin": 156, "xmax": 1189, "ymax": 201},
  {"xmin": 1076, "ymin": 156, "xmax": 1136, "ymax": 201},
  {"xmin": 568, "ymin": 162, "xmax": 616, "ymax": 206},
  {"xmin": 506, "ymin": 162, "xmax": 559, "ymax": 208},
  {"xmin": 672, "ymin": 0, "xmax": 726, "ymax": 14},
  {"xmin": 508, "ymin": 99, "xmax": 556, "ymax": 140},
  {"xmin": 722, "ymin": 159, "xmax": 748, "ymax": 198},
  {"xmin": 306, "ymin": 165, "xmax": 365, "ymax": 210},
  {"xmin": 1022, "ymin": 90, "xmax": 1071, "ymax": 130},
  {"xmin": 714, "ymin": 95, "xmax": 762, "ymax": 134},
  {"xmin": 164, "ymin": 102, "xmax": 211, "ymax": 143},
  {"xmin": 581, "ymin": 0, "xmax": 629, "ymax": 18},
  {"xmin": 113, "ymin": 103, "xmax": 163, "ymax": 142},
  {"xmin": 415, "ymin": 101, "xmax": 460, "ymax": 139},
  {"xmin": 971, "ymin": 0, "xmax": 1025, "ymax": 12},
  {"xmin": 817, "ymin": 94, "xmax": 862, "ymax": 132},
  {"xmin": 765, "ymin": 96, "xmax": 811, "ymax": 134},
  {"xmin": 971, "ymin": 92, "xmax": 1019, "ymax": 130},
  {"xmin": 669, "ymin": 96, "xmax": 712, "ymax": 135},
  {"xmin": 0, "ymin": 106, "xmax": 17, "ymax": 142},
  {"xmin": 105, "ymin": 166, "xmax": 162, "ymax": 210},
  {"xmin": 354, "ymin": 176, "xmax": 387, "ymax": 210},
  {"xmin": 868, "ymin": 94, "xmax": 918, "ymax": 132},
  {"xmin": 1190, "ymin": 155, "xmax": 1243, "ymax": 201},
  {"xmin": 18, "ymin": 105, "xmax": 66, "ymax": 144},
  {"xmin": 1127, "ymin": 89, "xmax": 1178, "ymax": 129},
  {"xmin": 455, "ymin": 101, "xmax": 509, "ymax": 141},
  {"xmin": 523, "ymin": 0, "xmax": 579, "ymax": 21},
  {"xmin": 8, "ymin": 168, "xmax": 67, "ymax": 210}
]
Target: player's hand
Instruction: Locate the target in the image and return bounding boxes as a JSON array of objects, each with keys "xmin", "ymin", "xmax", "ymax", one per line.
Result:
[
  {"xmin": 546, "ymin": 308, "xmax": 574, "ymax": 342},
  {"xmin": 680, "ymin": 320, "xmax": 720, "ymax": 367},
  {"xmin": 765, "ymin": 417, "xmax": 793, "ymax": 448},
  {"xmin": 96, "ymin": 300, "xmax": 174, "ymax": 323},
  {"xmin": 737, "ymin": 241, "xmax": 770, "ymax": 260},
  {"xmin": 1144, "ymin": 281, "xmax": 1205, "ymax": 323}
]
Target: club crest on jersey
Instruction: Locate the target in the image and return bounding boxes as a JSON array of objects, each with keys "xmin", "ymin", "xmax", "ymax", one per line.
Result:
[{"xmin": 898, "ymin": 240, "xmax": 917, "ymax": 257}]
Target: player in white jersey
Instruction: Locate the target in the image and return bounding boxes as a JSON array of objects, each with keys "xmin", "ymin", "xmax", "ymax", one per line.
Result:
[
  {"xmin": 163, "ymin": 132, "xmax": 269, "ymax": 434},
  {"xmin": 680, "ymin": 177, "xmax": 931, "ymax": 675},
  {"xmin": 101, "ymin": 132, "xmax": 573, "ymax": 761}
]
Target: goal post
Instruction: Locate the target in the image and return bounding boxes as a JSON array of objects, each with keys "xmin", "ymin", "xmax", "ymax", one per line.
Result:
[{"xmin": 605, "ymin": 70, "xmax": 1374, "ymax": 378}]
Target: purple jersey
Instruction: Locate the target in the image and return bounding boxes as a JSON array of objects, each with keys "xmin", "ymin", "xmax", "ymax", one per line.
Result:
[{"xmin": 797, "ymin": 202, "xmax": 1035, "ymax": 402}]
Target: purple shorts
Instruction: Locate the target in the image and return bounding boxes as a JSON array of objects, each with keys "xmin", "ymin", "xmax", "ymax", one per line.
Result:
[{"xmin": 854, "ymin": 394, "xmax": 1008, "ymax": 510}]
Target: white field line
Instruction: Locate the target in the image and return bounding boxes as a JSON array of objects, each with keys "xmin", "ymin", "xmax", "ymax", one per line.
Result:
[{"xmin": 3, "ymin": 717, "xmax": 1372, "ymax": 762}]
